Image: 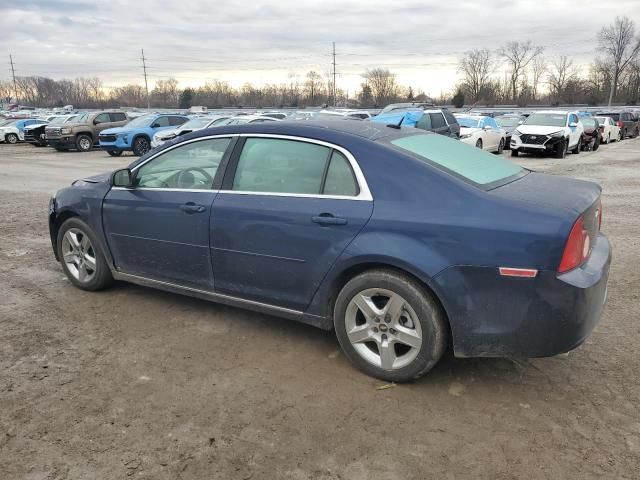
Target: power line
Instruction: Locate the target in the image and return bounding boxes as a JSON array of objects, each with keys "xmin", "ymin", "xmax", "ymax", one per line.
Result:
[
  {"xmin": 9, "ymin": 54, "xmax": 17, "ymax": 102},
  {"xmin": 332, "ymin": 42, "xmax": 336, "ymax": 106},
  {"xmin": 141, "ymin": 48, "xmax": 150, "ymax": 110}
]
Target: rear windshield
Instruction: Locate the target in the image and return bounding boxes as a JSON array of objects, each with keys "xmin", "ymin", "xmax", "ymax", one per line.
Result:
[
  {"xmin": 496, "ymin": 116, "xmax": 521, "ymax": 127},
  {"xmin": 388, "ymin": 134, "xmax": 525, "ymax": 188},
  {"xmin": 600, "ymin": 113, "xmax": 620, "ymax": 121}
]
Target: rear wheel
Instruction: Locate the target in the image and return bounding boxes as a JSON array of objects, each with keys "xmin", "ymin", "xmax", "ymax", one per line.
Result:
[
  {"xmin": 475, "ymin": 139, "xmax": 483, "ymax": 149},
  {"xmin": 592, "ymin": 135, "xmax": 600, "ymax": 151},
  {"xmin": 605, "ymin": 133, "xmax": 610, "ymax": 144},
  {"xmin": 571, "ymin": 137, "xmax": 581, "ymax": 154},
  {"xmin": 107, "ymin": 150, "xmax": 123, "ymax": 157},
  {"xmin": 334, "ymin": 270, "xmax": 448, "ymax": 382},
  {"xmin": 634, "ymin": 127, "xmax": 639, "ymax": 138},
  {"xmin": 496, "ymin": 138, "xmax": 505, "ymax": 154},
  {"xmin": 57, "ymin": 218, "xmax": 113, "ymax": 291},
  {"xmin": 5, "ymin": 133, "xmax": 18, "ymax": 144},
  {"xmin": 618, "ymin": 131, "xmax": 623, "ymax": 142},
  {"xmin": 76, "ymin": 134, "xmax": 93, "ymax": 152},
  {"xmin": 132, "ymin": 136, "xmax": 151, "ymax": 156}
]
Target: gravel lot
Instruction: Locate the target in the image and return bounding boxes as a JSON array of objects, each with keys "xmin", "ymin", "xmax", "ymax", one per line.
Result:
[{"xmin": 1, "ymin": 139, "xmax": 639, "ymax": 480}]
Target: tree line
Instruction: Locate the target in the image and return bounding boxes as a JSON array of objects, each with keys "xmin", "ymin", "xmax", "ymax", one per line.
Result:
[{"xmin": 1, "ymin": 16, "xmax": 638, "ymax": 110}]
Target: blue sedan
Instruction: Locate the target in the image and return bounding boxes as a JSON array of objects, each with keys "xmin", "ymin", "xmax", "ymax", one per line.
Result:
[{"xmin": 48, "ymin": 121, "xmax": 611, "ymax": 382}]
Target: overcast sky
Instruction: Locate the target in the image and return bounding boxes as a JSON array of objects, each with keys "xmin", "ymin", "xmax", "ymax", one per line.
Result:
[{"xmin": 1, "ymin": 0, "xmax": 637, "ymax": 97}]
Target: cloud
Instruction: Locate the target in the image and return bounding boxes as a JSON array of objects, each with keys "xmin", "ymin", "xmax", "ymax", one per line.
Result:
[{"xmin": 0, "ymin": 0, "xmax": 634, "ymax": 95}]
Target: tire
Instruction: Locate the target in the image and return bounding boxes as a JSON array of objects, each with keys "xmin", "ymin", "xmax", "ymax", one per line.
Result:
[
  {"xmin": 605, "ymin": 133, "xmax": 610, "ymax": 144},
  {"xmin": 618, "ymin": 131, "xmax": 623, "ymax": 142},
  {"xmin": 593, "ymin": 135, "xmax": 600, "ymax": 151},
  {"xmin": 334, "ymin": 269, "xmax": 448, "ymax": 382},
  {"xmin": 76, "ymin": 134, "xmax": 93, "ymax": 152},
  {"xmin": 634, "ymin": 128, "xmax": 639, "ymax": 138},
  {"xmin": 56, "ymin": 218, "xmax": 113, "ymax": 291},
  {"xmin": 475, "ymin": 139, "xmax": 483, "ymax": 149},
  {"xmin": 496, "ymin": 138, "xmax": 505, "ymax": 154},
  {"xmin": 554, "ymin": 138, "xmax": 567, "ymax": 159},
  {"xmin": 132, "ymin": 136, "xmax": 151, "ymax": 156},
  {"xmin": 5, "ymin": 133, "xmax": 18, "ymax": 144},
  {"xmin": 511, "ymin": 148, "xmax": 519, "ymax": 157},
  {"xmin": 107, "ymin": 150, "xmax": 123, "ymax": 157},
  {"xmin": 571, "ymin": 137, "xmax": 580, "ymax": 154}
]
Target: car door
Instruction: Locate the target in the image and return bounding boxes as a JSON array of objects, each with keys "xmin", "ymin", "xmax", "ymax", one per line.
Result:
[
  {"xmin": 102, "ymin": 136, "xmax": 234, "ymax": 289},
  {"xmin": 93, "ymin": 113, "xmax": 112, "ymax": 136},
  {"xmin": 211, "ymin": 136, "xmax": 373, "ymax": 311},
  {"xmin": 568, "ymin": 113, "xmax": 580, "ymax": 148}
]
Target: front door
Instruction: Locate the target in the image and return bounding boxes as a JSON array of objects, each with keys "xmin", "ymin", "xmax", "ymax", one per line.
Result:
[
  {"xmin": 211, "ymin": 136, "xmax": 373, "ymax": 311},
  {"xmin": 102, "ymin": 136, "xmax": 233, "ymax": 289}
]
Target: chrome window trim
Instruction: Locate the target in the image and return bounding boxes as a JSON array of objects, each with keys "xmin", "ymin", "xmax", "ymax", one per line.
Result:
[
  {"xmin": 122, "ymin": 132, "xmax": 372, "ymax": 200},
  {"xmin": 226, "ymin": 133, "xmax": 372, "ymax": 201},
  {"xmin": 112, "ymin": 187, "xmax": 218, "ymax": 193}
]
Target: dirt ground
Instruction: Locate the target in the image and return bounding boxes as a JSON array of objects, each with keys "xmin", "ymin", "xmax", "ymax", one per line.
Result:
[{"xmin": 1, "ymin": 138, "xmax": 639, "ymax": 480}]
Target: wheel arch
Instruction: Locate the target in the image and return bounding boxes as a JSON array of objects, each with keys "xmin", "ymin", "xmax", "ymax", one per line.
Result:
[
  {"xmin": 50, "ymin": 209, "xmax": 80, "ymax": 260},
  {"xmin": 75, "ymin": 130, "xmax": 94, "ymax": 141}
]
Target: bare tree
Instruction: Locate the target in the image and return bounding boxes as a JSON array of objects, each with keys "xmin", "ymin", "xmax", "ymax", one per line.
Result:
[
  {"xmin": 531, "ymin": 56, "xmax": 548, "ymax": 100},
  {"xmin": 304, "ymin": 71, "xmax": 323, "ymax": 105},
  {"xmin": 598, "ymin": 16, "xmax": 640, "ymax": 105},
  {"xmin": 499, "ymin": 41, "xmax": 544, "ymax": 100},
  {"xmin": 362, "ymin": 68, "xmax": 398, "ymax": 107},
  {"xmin": 547, "ymin": 56, "xmax": 579, "ymax": 101},
  {"xmin": 458, "ymin": 49, "xmax": 495, "ymax": 102}
]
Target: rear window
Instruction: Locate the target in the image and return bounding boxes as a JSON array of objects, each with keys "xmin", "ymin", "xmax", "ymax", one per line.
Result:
[
  {"xmin": 388, "ymin": 134, "xmax": 525, "ymax": 187},
  {"xmin": 601, "ymin": 113, "xmax": 620, "ymax": 121}
]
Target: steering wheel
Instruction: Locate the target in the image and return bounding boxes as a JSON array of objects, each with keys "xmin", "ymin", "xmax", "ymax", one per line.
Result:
[{"xmin": 176, "ymin": 167, "xmax": 213, "ymax": 188}]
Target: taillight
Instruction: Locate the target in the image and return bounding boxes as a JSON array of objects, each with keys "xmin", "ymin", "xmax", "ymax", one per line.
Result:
[
  {"xmin": 617, "ymin": 120, "xmax": 624, "ymax": 128},
  {"xmin": 558, "ymin": 216, "xmax": 589, "ymax": 273}
]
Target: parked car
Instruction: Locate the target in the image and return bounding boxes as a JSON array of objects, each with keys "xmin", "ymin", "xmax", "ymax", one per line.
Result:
[
  {"xmin": 317, "ymin": 110, "xmax": 372, "ymax": 120},
  {"xmin": 259, "ymin": 112, "xmax": 289, "ymax": 120},
  {"xmin": 495, "ymin": 114, "xmax": 526, "ymax": 149},
  {"xmin": 98, "ymin": 114, "xmax": 189, "ymax": 156},
  {"xmin": 594, "ymin": 116, "xmax": 622, "ymax": 144},
  {"xmin": 511, "ymin": 111, "xmax": 584, "ymax": 158},
  {"xmin": 596, "ymin": 111, "xmax": 639, "ymax": 139},
  {"xmin": 25, "ymin": 115, "xmax": 80, "ymax": 147},
  {"xmin": 150, "ymin": 116, "xmax": 230, "ymax": 148},
  {"xmin": 48, "ymin": 121, "xmax": 610, "ymax": 382},
  {"xmin": 217, "ymin": 115, "xmax": 280, "ymax": 126},
  {"xmin": 45, "ymin": 111, "xmax": 129, "ymax": 152},
  {"xmin": 371, "ymin": 109, "xmax": 460, "ymax": 138},
  {"xmin": 0, "ymin": 118, "xmax": 42, "ymax": 144},
  {"xmin": 580, "ymin": 117, "xmax": 602, "ymax": 151},
  {"xmin": 378, "ymin": 102, "xmax": 434, "ymax": 115},
  {"xmin": 455, "ymin": 115, "xmax": 506, "ymax": 152}
]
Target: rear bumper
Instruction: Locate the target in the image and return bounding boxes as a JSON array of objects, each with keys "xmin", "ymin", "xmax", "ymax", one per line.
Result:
[{"xmin": 433, "ymin": 234, "xmax": 611, "ymax": 358}]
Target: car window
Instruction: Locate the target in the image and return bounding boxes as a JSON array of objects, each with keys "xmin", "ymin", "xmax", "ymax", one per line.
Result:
[
  {"xmin": 232, "ymin": 138, "xmax": 330, "ymax": 194},
  {"xmin": 94, "ymin": 113, "xmax": 110, "ymax": 124},
  {"xmin": 429, "ymin": 113, "xmax": 446, "ymax": 129},
  {"xmin": 443, "ymin": 111, "xmax": 457, "ymax": 126},
  {"xmin": 110, "ymin": 112, "xmax": 127, "ymax": 122},
  {"xmin": 152, "ymin": 116, "xmax": 170, "ymax": 128},
  {"xmin": 169, "ymin": 116, "xmax": 187, "ymax": 126},
  {"xmin": 388, "ymin": 133, "xmax": 524, "ymax": 187},
  {"xmin": 323, "ymin": 151, "xmax": 358, "ymax": 196},
  {"xmin": 415, "ymin": 113, "xmax": 432, "ymax": 130},
  {"xmin": 135, "ymin": 138, "xmax": 231, "ymax": 190},
  {"xmin": 569, "ymin": 114, "xmax": 578, "ymax": 125}
]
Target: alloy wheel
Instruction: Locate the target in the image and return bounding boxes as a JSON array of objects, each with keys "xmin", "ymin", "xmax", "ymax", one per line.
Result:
[
  {"xmin": 79, "ymin": 137, "xmax": 91, "ymax": 151},
  {"xmin": 61, "ymin": 228, "xmax": 97, "ymax": 283},
  {"xmin": 345, "ymin": 288, "xmax": 423, "ymax": 370},
  {"xmin": 6, "ymin": 133, "xmax": 18, "ymax": 144}
]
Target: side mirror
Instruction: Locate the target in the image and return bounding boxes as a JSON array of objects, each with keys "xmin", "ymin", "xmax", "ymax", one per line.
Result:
[
  {"xmin": 151, "ymin": 123, "xmax": 160, "ymax": 128},
  {"xmin": 569, "ymin": 122, "xmax": 578, "ymax": 127},
  {"xmin": 112, "ymin": 168, "xmax": 134, "ymax": 188}
]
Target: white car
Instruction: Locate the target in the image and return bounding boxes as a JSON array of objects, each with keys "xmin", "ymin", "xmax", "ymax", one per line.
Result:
[
  {"xmin": 151, "ymin": 115, "xmax": 230, "ymax": 148},
  {"xmin": 217, "ymin": 115, "xmax": 281, "ymax": 126},
  {"xmin": 455, "ymin": 115, "xmax": 506, "ymax": 153},
  {"xmin": 511, "ymin": 110, "xmax": 584, "ymax": 158},
  {"xmin": 317, "ymin": 109, "xmax": 372, "ymax": 120},
  {"xmin": 0, "ymin": 118, "xmax": 43, "ymax": 143},
  {"xmin": 594, "ymin": 116, "xmax": 622, "ymax": 144}
]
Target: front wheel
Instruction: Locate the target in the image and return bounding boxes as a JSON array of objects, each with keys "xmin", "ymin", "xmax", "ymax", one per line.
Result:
[
  {"xmin": 76, "ymin": 134, "xmax": 93, "ymax": 152},
  {"xmin": 593, "ymin": 135, "xmax": 600, "ymax": 151},
  {"xmin": 5, "ymin": 133, "xmax": 18, "ymax": 144},
  {"xmin": 496, "ymin": 138, "xmax": 505, "ymax": 154},
  {"xmin": 132, "ymin": 136, "xmax": 151, "ymax": 156},
  {"xmin": 554, "ymin": 139, "xmax": 567, "ymax": 158},
  {"xmin": 334, "ymin": 270, "xmax": 448, "ymax": 382},
  {"xmin": 107, "ymin": 150, "xmax": 123, "ymax": 157},
  {"xmin": 57, "ymin": 218, "xmax": 113, "ymax": 291},
  {"xmin": 511, "ymin": 148, "xmax": 519, "ymax": 157},
  {"xmin": 475, "ymin": 139, "xmax": 483, "ymax": 149}
]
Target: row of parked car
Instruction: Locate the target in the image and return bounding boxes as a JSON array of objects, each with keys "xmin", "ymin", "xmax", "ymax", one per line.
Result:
[{"xmin": 1, "ymin": 105, "xmax": 638, "ymax": 159}]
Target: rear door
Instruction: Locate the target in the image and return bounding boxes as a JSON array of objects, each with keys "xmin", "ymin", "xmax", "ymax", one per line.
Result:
[
  {"xmin": 102, "ymin": 136, "xmax": 234, "ymax": 289},
  {"xmin": 110, "ymin": 112, "xmax": 128, "ymax": 127},
  {"xmin": 211, "ymin": 136, "xmax": 373, "ymax": 311}
]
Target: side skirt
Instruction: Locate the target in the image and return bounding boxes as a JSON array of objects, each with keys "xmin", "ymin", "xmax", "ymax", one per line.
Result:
[{"xmin": 112, "ymin": 271, "xmax": 331, "ymax": 330}]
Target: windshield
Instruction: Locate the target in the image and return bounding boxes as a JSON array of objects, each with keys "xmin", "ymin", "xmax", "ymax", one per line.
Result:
[
  {"xmin": 181, "ymin": 118, "xmax": 212, "ymax": 130},
  {"xmin": 496, "ymin": 116, "xmax": 522, "ymax": 127},
  {"xmin": 456, "ymin": 117, "xmax": 481, "ymax": 128},
  {"xmin": 125, "ymin": 115, "xmax": 155, "ymax": 127},
  {"xmin": 388, "ymin": 133, "xmax": 525, "ymax": 187},
  {"xmin": 524, "ymin": 113, "xmax": 567, "ymax": 127}
]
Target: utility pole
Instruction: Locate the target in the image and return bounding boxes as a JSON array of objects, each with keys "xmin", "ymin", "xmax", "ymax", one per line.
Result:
[
  {"xmin": 9, "ymin": 54, "xmax": 18, "ymax": 103},
  {"xmin": 332, "ymin": 42, "xmax": 336, "ymax": 107},
  {"xmin": 141, "ymin": 48, "xmax": 150, "ymax": 110}
]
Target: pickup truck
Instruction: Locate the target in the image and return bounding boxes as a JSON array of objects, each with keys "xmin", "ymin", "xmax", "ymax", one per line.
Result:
[{"xmin": 45, "ymin": 111, "xmax": 129, "ymax": 152}]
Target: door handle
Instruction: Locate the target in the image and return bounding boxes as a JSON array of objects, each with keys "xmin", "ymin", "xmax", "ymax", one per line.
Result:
[
  {"xmin": 312, "ymin": 213, "xmax": 347, "ymax": 226},
  {"xmin": 180, "ymin": 202, "xmax": 206, "ymax": 214}
]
